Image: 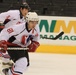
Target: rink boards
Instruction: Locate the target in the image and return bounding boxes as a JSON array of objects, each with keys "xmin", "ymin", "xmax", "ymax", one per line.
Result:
[
  {"xmin": 36, "ymin": 45, "xmax": 76, "ymax": 54},
  {"xmin": 38, "ymin": 16, "xmax": 76, "ymax": 54}
]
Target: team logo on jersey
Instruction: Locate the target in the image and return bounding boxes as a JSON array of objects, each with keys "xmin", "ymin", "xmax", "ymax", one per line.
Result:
[{"xmin": 21, "ymin": 35, "xmax": 27, "ymax": 45}]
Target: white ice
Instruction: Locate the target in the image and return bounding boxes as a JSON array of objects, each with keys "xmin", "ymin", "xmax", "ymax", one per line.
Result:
[{"xmin": 24, "ymin": 53, "xmax": 76, "ymax": 75}]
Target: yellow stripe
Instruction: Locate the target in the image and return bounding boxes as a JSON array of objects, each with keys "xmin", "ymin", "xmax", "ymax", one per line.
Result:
[{"xmin": 36, "ymin": 45, "xmax": 76, "ymax": 54}]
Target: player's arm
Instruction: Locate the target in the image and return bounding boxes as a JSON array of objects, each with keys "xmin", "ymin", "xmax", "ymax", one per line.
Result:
[
  {"xmin": 0, "ymin": 26, "xmax": 17, "ymax": 53},
  {"xmin": 0, "ymin": 11, "xmax": 12, "ymax": 24},
  {"xmin": 28, "ymin": 26, "xmax": 40, "ymax": 52}
]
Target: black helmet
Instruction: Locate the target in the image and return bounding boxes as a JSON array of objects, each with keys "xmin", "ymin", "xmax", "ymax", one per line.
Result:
[{"xmin": 20, "ymin": 2, "xmax": 31, "ymax": 11}]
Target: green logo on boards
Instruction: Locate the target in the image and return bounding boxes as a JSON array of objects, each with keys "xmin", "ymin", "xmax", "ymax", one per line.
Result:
[
  {"xmin": 39, "ymin": 20, "xmax": 76, "ymax": 41},
  {"xmin": 39, "ymin": 20, "xmax": 76, "ymax": 33}
]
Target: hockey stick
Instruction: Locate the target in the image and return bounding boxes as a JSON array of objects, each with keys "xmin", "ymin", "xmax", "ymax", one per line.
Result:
[
  {"xmin": 0, "ymin": 47, "xmax": 29, "ymax": 50},
  {"xmin": 43, "ymin": 31, "xmax": 64, "ymax": 40}
]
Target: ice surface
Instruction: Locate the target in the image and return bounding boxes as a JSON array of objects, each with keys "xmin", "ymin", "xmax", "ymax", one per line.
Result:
[{"xmin": 24, "ymin": 53, "xmax": 76, "ymax": 75}]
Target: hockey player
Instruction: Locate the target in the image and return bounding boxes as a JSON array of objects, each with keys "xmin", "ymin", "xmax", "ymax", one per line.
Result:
[
  {"xmin": 0, "ymin": 2, "xmax": 30, "ymax": 28},
  {"xmin": 0, "ymin": 2, "xmax": 30, "ymax": 65},
  {"xmin": 0, "ymin": 12, "xmax": 40, "ymax": 75}
]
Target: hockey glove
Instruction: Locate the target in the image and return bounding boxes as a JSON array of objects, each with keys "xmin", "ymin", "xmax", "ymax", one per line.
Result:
[
  {"xmin": 28, "ymin": 41, "xmax": 40, "ymax": 52},
  {"xmin": 0, "ymin": 40, "xmax": 7, "ymax": 53}
]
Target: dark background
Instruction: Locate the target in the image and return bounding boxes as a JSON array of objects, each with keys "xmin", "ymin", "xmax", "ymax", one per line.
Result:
[{"xmin": 0, "ymin": 0, "xmax": 76, "ymax": 17}]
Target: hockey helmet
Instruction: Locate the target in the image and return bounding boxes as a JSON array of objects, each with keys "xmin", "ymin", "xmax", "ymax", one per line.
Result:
[{"xmin": 25, "ymin": 12, "xmax": 39, "ymax": 22}]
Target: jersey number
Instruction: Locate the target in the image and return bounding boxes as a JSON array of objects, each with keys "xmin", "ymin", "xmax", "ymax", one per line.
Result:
[{"xmin": 7, "ymin": 28, "xmax": 14, "ymax": 34}]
